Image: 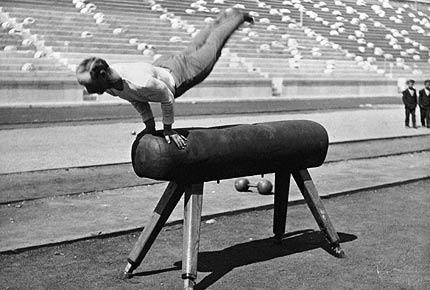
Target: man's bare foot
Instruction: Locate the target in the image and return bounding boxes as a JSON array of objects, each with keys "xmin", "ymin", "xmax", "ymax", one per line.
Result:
[
  {"xmin": 225, "ymin": 7, "xmax": 254, "ymax": 24},
  {"xmin": 244, "ymin": 12, "xmax": 255, "ymax": 24}
]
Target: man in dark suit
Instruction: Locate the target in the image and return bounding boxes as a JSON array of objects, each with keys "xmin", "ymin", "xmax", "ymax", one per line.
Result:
[
  {"xmin": 402, "ymin": 79, "xmax": 418, "ymax": 128},
  {"xmin": 418, "ymin": 80, "xmax": 430, "ymax": 128}
]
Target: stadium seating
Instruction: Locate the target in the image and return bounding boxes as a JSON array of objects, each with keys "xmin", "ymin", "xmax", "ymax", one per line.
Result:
[
  {"xmin": 138, "ymin": 0, "xmax": 382, "ymax": 79},
  {"xmin": 0, "ymin": 0, "xmax": 429, "ymax": 104},
  {"xmin": 265, "ymin": 0, "xmax": 430, "ymax": 78},
  {"xmin": 0, "ymin": 18, "xmax": 72, "ymax": 79},
  {"xmin": 0, "ymin": 0, "xmax": 261, "ymax": 81}
]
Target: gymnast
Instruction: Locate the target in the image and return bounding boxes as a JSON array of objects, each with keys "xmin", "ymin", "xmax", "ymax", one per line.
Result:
[{"xmin": 76, "ymin": 8, "xmax": 253, "ymax": 149}]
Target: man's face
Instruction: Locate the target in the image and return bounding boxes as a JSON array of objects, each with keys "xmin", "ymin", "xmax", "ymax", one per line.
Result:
[
  {"xmin": 84, "ymin": 78, "xmax": 109, "ymax": 95},
  {"xmin": 425, "ymin": 82, "xmax": 430, "ymax": 89},
  {"xmin": 407, "ymin": 82, "xmax": 414, "ymax": 89},
  {"xmin": 77, "ymin": 72, "xmax": 109, "ymax": 95}
]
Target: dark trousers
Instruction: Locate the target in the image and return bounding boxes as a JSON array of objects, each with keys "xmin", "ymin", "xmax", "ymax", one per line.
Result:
[
  {"xmin": 405, "ymin": 107, "xmax": 416, "ymax": 126},
  {"xmin": 153, "ymin": 10, "xmax": 245, "ymax": 98},
  {"xmin": 420, "ymin": 107, "xmax": 427, "ymax": 127},
  {"xmin": 421, "ymin": 107, "xmax": 430, "ymax": 127}
]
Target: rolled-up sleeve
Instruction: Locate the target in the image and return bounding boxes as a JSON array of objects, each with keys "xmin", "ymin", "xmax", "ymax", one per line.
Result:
[
  {"xmin": 160, "ymin": 93, "xmax": 175, "ymax": 125},
  {"xmin": 143, "ymin": 78, "xmax": 175, "ymax": 125},
  {"xmin": 130, "ymin": 101, "xmax": 154, "ymax": 122}
]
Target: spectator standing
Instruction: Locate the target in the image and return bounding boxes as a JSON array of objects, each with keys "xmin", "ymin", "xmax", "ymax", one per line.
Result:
[
  {"xmin": 402, "ymin": 79, "xmax": 418, "ymax": 128},
  {"xmin": 418, "ymin": 80, "xmax": 430, "ymax": 128}
]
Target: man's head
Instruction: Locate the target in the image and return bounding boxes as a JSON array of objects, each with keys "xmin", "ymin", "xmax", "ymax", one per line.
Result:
[
  {"xmin": 76, "ymin": 57, "xmax": 115, "ymax": 94},
  {"xmin": 406, "ymin": 79, "xmax": 415, "ymax": 89},
  {"xmin": 424, "ymin": 80, "xmax": 430, "ymax": 89}
]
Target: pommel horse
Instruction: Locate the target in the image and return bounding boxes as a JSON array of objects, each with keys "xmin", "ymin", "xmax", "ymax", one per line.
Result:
[{"xmin": 123, "ymin": 120, "xmax": 345, "ymax": 289}]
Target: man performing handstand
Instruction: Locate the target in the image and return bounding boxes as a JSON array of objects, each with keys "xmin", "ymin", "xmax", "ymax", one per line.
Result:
[{"xmin": 76, "ymin": 9, "xmax": 253, "ymax": 149}]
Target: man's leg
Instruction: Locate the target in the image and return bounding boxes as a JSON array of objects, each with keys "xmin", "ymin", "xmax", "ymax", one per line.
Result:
[
  {"xmin": 411, "ymin": 108, "xmax": 417, "ymax": 128},
  {"xmin": 174, "ymin": 9, "xmax": 249, "ymax": 97},
  {"xmin": 405, "ymin": 108, "xmax": 410, "ymax": 127},
  {"xmin": 182, "ymin": 12, "xmax": 228, "ymax": 54},
  {"xmin": 192, "ymin": 9, "xmax": 248, "ymax": 62},
  {"xmin": 426, "ymin": 109, "xmax": 430, "ymax": 128},
  {"xmin": 182, "ymin": 25, "xmax": 213, "ymax": 55},
  {"xmin": 152, "ymin": 14, "xmax": 229, "ymax": 72},
  {"xmin": 420, "ymin": 107, "xmax": 426, "ymax": 127}
]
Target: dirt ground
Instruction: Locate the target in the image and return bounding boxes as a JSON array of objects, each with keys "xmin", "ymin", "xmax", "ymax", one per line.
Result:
[{"xmin": 1, "ymin": 180, "xmax": 429, "ymax": 290}]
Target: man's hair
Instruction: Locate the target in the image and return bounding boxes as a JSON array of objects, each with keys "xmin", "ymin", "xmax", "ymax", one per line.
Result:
[
  {"xmin": 424, "ymin": 80, "xmax": 430, "ymax": 85},
  {"xmin": 76, "ymin": 57, "xmax": 109, "ymax": 84}
]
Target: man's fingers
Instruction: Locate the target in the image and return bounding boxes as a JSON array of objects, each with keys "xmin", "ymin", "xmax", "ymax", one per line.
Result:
[
  {"xmin": 180, "ymin": 135, "xmax": 187, "ymax": 142},
  {"xmin": 177, "ymin": 135, "xmax": 187, "ymax": 146},
  {"xmin": 173, "ymin": 138, "xmax": 183, "ymax": 149},
  {"xmin": 180, "ymin": 136, "xmax": 187, "ymax": 148},
  {"xmin": 176, "ymin": 136, "xmax": 186, "ymax": 149},
  {"xmin": 180, "ymin": 136, "xmax": 187, "ymax": 147},
  {"xmin": 165, "ymin": 133, "xmax": 187, "ymax": 149},
  {"xmin": 179, "ymin": 135, "xmax": 187, "ymax": 145}
]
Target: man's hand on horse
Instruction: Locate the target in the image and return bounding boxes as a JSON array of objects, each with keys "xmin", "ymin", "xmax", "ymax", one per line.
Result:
[
  {"xmin": 163, "ymin": 127, "xmax": 187, "ymax": 149},
  {"xmin": 136, "ymin": 127, "xmax": 156, "ymax": 139},
  {"xmin": 136, "ymin": 118, "xmax": 156, "ymax": 139}
]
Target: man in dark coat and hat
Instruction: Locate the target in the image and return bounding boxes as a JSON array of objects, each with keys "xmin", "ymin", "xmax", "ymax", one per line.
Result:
[
  {"xmin": 418, "ymin": 80, "xmax": 430, "ymax": 128},
  {"xmin": 402, "ymin": 79, "xmax": 418, "ymax": 128}
]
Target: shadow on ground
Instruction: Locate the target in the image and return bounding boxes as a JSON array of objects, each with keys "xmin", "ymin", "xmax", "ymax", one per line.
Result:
[{"xmin": 133, "ymin": 230, "xmax": 357, "ymax": 289}]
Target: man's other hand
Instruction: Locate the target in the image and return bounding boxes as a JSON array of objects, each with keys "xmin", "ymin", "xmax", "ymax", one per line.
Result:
[
  {"xmin": 136, "ymin": 127, "xmax": 156, "ymax": 139},
  {"xmin": 163, "ymin": 128, "xmax": 187, "ymax": 149}
]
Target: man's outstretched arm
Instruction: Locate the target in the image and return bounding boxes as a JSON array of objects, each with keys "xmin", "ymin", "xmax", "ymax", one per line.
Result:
[
  {"xmin": 141, "ymin": 77, "xmax": 187, "ymax": 149},
  {"xmin": 129, "ymin": 101, "xmax": 156, "ymax": 134}
]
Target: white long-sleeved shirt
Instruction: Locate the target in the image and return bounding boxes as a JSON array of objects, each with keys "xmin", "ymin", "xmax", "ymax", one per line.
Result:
[{"xmin": 106, "ymin": 62, "xmax": 176, "ymax": 125}]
